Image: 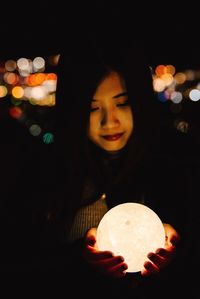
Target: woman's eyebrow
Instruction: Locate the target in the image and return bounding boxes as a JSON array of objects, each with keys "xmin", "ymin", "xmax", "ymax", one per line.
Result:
[
  {"xmin": 92, "ymin": 92, "xmax": 128, "ymax": 101},
  {"xmin": 113, "ymin": 92, "xmax": 128, "ymax": 99}
]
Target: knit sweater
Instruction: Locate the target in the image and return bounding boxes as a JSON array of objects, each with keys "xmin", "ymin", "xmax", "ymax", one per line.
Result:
[{"xmin": 67, "ymin": 193, "xmax": 108, "ymax": 242}]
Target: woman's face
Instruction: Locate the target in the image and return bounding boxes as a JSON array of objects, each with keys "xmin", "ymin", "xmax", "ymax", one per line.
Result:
[{"xmin": 87, "ymin": 71, "xmax": 134, "ymax": 152}]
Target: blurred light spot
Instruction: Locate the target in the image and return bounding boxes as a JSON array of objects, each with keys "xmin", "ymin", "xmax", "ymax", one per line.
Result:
[
  {"xmin": 12, "ymin": 86, "xmax": 24, "ymax": 98},
  {"xmin": 155, "ymin": 65, "xmax": 166, "ymax": 76},
  {"xmin": 160, "ymin": 73, "xmax": 174, "ymax": 86},
  {"xmin": 4, "ymin": 72, "xmax": 19, "ymax": 85},
  {"xmin": 195, "ymin": 70, "xmax": 200, "ymax": 79},
  {"xmin": 189, "ymin": 89, "xmax": 200, "ymax": 101},
  {"xmin": 5, "ymin": 60, "xmax": 17, "ymax": 72},
  {"xmin": 153, "ymin": 77, "xmax": 166, "ymax": 92},
  {"xmin": 24, "ymin": 86, "xmax": 32, "ymax": 99},
  {"xmin": 30, "ymin": 86, "xmax": 47, "ymax": 100},
  {"xmin": 175, "ymin": 120, "xmax": 189, "ymax": 133},
  {"xmin": 34, "ymin": 73, "xmax": 46, "ymax": 85},
  {"xmin": 33, "ymin": 93, "xmax": 55, "ymax": 106},
  {"xmin": 10, "ymin": 97, "xmax": 22, "ymax": 106},
  {"xmin": 164, "ymin": 89, "xmax": 171, "ymax": 100},
  {"xmin": 174, "ymin": 72, "xmax": 186, "ymax": 84},
  {"xmin": 9, "ymin": 106, "xmax": 23, "ymax": 119},
  {"xmin": 42, "ymin": 79, "xmax": 57, "ymax": 93},
  {"xmin": 157, "ymin": 91, "xmax": 168, "ymax": 102},
  {"xmin": 29, "ymin": 124, "xmax": 42, "ymax": 136},
  {"xmin": 43, "ymin": 132, "xmax": 54, "ymax": 144},
  {"xmin": 0, "ymin": 85, "xmax": 8, "ymax": 98},
  {"xmin": 48, "ymin": 54, "xmax": 60, "ymax": 66},
  {"xmin": 27, "ymin": 74, "xmax": 38, "ymax": 86},
  {"xmin": 171, "ymin": 91, "xmax": 183, "ymax": 103},
  {"xmin": 17, "ymin": 58, "xmax": 30, "ymax": 71},
  {"xmin": 166, "ymin": 64, "xmax": 176, "ymax": 75},
  {"xmin": 46, "ymin": 73, "xmax": 57, "ymax": 80},
  {"xmin": 33, "ymin": 57, "xmax": 45, "ymax": 71},
  {"xmin": 185, "ymin": 70, "xmax": 195, "ymax": 81}
]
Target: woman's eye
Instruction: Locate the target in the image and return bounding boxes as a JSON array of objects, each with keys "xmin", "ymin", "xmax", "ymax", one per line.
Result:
[
  {"xmin": 117, "ymin": 101, "xmax": 129, "ymax": 107},
  {"xmin": 90, "ymin": 107, "xmax": 99, "ymax": 112}
]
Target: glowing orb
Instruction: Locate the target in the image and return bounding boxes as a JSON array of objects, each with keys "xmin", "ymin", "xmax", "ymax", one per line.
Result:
[{"xmin": 96, "ymin": 202, "xmax": 165, "ymax": 273}]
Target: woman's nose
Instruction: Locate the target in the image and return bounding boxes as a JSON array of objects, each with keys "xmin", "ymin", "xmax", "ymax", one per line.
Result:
[{"xmin": 101, "ymin": 109, "xmax": 120, "ymax": 129}]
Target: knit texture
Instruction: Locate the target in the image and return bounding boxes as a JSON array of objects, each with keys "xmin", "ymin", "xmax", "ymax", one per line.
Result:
[{"xmin": 67, "ymin": 194, "xmax": 108, "ymax": 242}]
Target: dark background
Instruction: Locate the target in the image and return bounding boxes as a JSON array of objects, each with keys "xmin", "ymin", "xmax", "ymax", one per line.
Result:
[
  {"xmin": 1, "ymin": 2, "xmax": 200, "ymax": 68},
  {"xmin": 1, "ymin": 1, "xmax": 200, "ymax": 156},
  {"xmin": 0, "ymin": 4, "xmax": 199, "ymax": 291}
]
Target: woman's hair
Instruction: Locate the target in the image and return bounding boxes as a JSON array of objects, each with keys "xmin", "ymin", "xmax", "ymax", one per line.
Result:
[{"xmin": 51, "ymin": 41, "xmax": 161, "ymax": 226}]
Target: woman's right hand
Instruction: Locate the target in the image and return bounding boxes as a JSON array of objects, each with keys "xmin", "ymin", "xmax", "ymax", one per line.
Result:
[{"xmin": 82, "ymin": 227, "xmax": 128, "ymax": 278}]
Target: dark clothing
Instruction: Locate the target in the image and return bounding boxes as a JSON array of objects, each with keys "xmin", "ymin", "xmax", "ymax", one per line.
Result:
[
  {"xmin": 0, "ymin": 128, "xmax": 198, "ymax": 298},
  {"xmin": 31, "ymin": 150, "xmax": 198, "ymax": 298},
  {"xmin": 65, "ymin": 153, "xmax": 196, "ymax": 298}
]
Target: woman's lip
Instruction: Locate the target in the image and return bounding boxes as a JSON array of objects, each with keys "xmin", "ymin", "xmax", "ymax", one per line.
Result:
[{"xmin": 102, "ymin": 133, "xmax": 124, "ymax": 141}]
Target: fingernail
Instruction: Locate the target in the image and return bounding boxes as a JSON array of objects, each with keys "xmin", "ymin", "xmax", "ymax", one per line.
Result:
[
  {"xmin": 121, "ymin": 264, "xmax": 128, "ymax": 270},
  {"xmin": 88, "ymin": 238, "xmax": 95, "ymax": 245}
]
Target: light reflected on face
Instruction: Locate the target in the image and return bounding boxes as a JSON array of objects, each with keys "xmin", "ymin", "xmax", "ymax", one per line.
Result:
[{"xmin": 87, "ymin": 71, "xmax": 134, "ymax": 152}]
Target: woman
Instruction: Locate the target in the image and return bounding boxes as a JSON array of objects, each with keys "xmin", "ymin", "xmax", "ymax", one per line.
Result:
[{"xmin": 36, "ymin": 42, "xmax": 191, "ymax": 297}]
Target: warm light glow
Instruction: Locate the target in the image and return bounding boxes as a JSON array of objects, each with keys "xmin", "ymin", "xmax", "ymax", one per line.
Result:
[{"xmin": 96, "ymin": 203, "xmax": 165, "ymax": 273}]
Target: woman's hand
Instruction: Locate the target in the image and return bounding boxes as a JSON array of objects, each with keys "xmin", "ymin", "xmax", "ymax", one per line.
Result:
[
  {"xmin": 141, "ymin": 223, "xmax": 180, "ymax": 277},
  {"xmin": 82, "ymin": 227, "xmax": 128, "ymax": 278}
]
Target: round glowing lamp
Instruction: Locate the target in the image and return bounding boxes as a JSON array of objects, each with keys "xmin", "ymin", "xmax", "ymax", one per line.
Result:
[{"xmin": 96, "ymin": 202, "xmax": 165, "ymax": 273}]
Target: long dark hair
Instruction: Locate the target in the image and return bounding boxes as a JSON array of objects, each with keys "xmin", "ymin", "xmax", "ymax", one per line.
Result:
[{"xmin": 51, "ymin": 42, "xmax": 161, "ymax": 231}]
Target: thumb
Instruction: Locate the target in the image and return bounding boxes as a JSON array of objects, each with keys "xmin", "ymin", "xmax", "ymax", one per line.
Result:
[{"xmin": 85, "ymin": 227, "xmax": 97, "ymax": 246}]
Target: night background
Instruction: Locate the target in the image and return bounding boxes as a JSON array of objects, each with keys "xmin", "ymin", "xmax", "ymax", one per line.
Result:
[
  {"xmin": 1, "ymin": 2, "xmax": 199, "ymax": 158},
  {"xmin": 0, "ymin": 3, "xmax": 199, "ymax": 297}
]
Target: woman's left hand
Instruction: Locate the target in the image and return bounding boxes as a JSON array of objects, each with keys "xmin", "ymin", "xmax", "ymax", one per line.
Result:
[
  {"xmin": 82, "ymin": 227, "xmax": 128, "ymax": 278},
  {"xmin": 141, "ymin": 223, "xmax": 180, "ymax": 277}
]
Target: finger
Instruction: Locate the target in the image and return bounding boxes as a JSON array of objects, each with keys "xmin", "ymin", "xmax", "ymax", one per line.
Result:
[
  {"xmin": 85, "ymin": 228, "xmax": 97, "ymax": 246},
  {"xmin": 165, "ymin": 236, "xmax": 180, "ymax": 248},
  {"xmin": 147, "ymin": 252, "xmax": 165, "ymax": 268},
  {"xmin": 155, "ymin": 247, "xmax": 176, "ymax": 258},
  {"xmin": 90, "ymin": 257, "xmax": 127, "ymax": 278},
  {"xmin": 107, "ymin": 262, "xmax": 128, "ymax": 278},
  {"xmin": 152, "ymin": 248, "xmax": 176, "ymax": 268},
  {"xmin": 170, "ymin": 234, "xmax": 181, "ymax": 246},
  {"xmin": 97, "ymin": 256, "xmax": 125, "ymax": 268},
  {"xmin": 85, "ymin": 235, "xmax": 96, "ymax": 246},
  {"xmin": 89, "ymin": 255, "xmax": 124, "ymax": 267},
  {"xmin": 84, "ymin": 246, "xmax": 113, "ymax": 261},
  {"xmin": 164, "ymin": 223, "xmax": 180, "ymax": 246},
  {"xmin": 85, "ymin": 227, "xmax": 97, "ymax": 237},
  {"xmin": 141, "ymin": 261, "xmax": 160, "ymax": 276}
]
